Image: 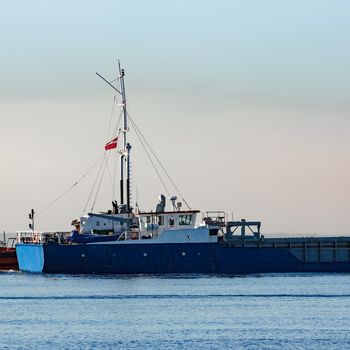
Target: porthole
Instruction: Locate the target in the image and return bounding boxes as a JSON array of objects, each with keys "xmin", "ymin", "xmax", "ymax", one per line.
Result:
[
  {"xmin": 143, "ymin": 253, "xmax": 147, "ymax": 257},
  {"xmin": 81, "ymin": 254, "xmax": 86, "ymax": 258},
  {"xmin": 182, "ymin": 252, "xmax": 186, "ymax": 256}
]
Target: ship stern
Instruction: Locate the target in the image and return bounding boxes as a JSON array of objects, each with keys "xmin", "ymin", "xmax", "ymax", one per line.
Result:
[{"xmin": 16, "ymin": 244, "xmax": 44, "ymax": 272}]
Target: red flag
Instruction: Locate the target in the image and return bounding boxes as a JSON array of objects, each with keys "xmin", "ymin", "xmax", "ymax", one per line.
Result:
[{"xmin": 105, "ymin": 137, "xmax": 118, "ymax": 150}]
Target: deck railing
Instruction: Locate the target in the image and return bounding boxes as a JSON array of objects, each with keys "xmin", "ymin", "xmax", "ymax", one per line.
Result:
[{"xmin": 16, "ymin": 231, "xmax": 70, "ymax": 244}]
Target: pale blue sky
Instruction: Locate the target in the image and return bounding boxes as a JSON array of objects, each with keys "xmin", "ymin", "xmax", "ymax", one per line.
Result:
[
  {"xmin": 1, "ymin": 0, "xmax": 350, "ymax": 106},
  {"xmin": 0, "ymin": 1, "xmax": 349, "ymax": 234}
]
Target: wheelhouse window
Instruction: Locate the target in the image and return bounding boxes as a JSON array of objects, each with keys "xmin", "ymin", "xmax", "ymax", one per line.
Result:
[
  {"xmin": 179, "ymin": 215, "xmax": 193, "ymax": 226},
  {"xmin": 141, "ymin": 216, "xmax": 152, "ymax": 224},
  {"xmin": 169, "ymin": 217, "xmax": 175, "ymax": 227}
]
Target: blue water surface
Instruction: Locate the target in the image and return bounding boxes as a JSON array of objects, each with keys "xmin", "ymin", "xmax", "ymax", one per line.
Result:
[{"xmin": 0, "ymin": 272, "xmax": 349, "ymax": 349}]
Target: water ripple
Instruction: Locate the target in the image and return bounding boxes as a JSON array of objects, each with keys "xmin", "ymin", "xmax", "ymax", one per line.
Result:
[{"xmin": 0, "ymin": 293, "xmax": 350, "ymax": 300}]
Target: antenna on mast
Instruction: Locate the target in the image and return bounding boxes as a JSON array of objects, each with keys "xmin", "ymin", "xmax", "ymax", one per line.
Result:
[{"xmin": 96, "ymin": 60, "xmax": 132, "ymax": 213}]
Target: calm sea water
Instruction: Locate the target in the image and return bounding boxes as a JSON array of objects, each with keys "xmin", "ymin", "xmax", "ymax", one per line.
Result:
[{"xmin": 0, "ymin": 272, "xmax": 349, "ymax": 350}]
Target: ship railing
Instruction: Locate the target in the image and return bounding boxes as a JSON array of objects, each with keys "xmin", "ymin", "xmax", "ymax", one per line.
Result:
[
  {"xmin": 117, "ymin": 230, "xmax": 139, "ymax": 241},
  {"xmin": 117, "ymin": 231, "xmax": 126, "ymax": 241},
  {"xmin": 224, "ymin": 219, "xmax": 262, "ymax": 240},
  {"xmin": 117, "ymin": 229, "xmax": 159, "ymax": 241},
  {"xmin": 202, "ymin": 211, "xmax": 226, "ymax": 227},
  {"xmin": 17, "ymin": 231, "xmax": 44, "ymax": 244},
  {"xmin": 17, "ymin": 231, "xmax": 71, "ymax": 245},
  {"xmin": 49, "ymin": 232, "xmax": 71, "ymax": 244}
]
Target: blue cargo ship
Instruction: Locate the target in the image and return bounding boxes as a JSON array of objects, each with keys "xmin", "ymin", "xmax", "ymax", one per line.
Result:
[{"xmin": 16, "ymin": 63, "xmax": 350, "ymax": 274}]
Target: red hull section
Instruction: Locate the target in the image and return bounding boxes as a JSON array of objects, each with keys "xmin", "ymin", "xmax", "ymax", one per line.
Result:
[{"xmin": 0, "ymin": 248, "xmax": 18, "ymax": 270}]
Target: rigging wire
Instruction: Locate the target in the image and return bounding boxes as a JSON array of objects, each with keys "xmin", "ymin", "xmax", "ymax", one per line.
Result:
[
  {"xmin": 33, "ymin": 89, "xmax": 123, "ymax": 219},
  {"xmin": 83, "ymin": 99, "xmax": 123, "ymax": 215},
  {"xmin": 112, "ymin": 110, "xmax": 123, "ymax": 196},
  {"xmin": 105, "ymin": 95, "xmax": 117, "ymax": 143},
  {"xmin": 43, "ymin": 75, "xmax": 191, "ymax": 216},
  {"xmin": 82, "ymin": 154, "xmax": 108, "ymax": 215},
  {"xmin": 105, "ymin": 95, "xmax": 122, "ymax": 144},
  {"xmin": 113, "ymin": 110, "xmax": 123, "ymax": 136},
  {"xmin": 90, "ymin": 152, "xmax": 111, "ymax": 212},
  {"xmin": 105, "ymin": 111, "xmax": 123, "ymax": 201},
  {"xmin": 112, "ymin": 148, "xmax": 118, "ymax": 199},
  {"xmin": 109, "ymin": 77, "xmax": 121, "ymax": 84},
  {"xmin": 127, "ymin": 113, "xmax": 191, "ymax": 209},
  {"xmin": 105, "ymin": 154, "xmax": 116, "ymax": 199},
  {"xmin": 37, "ymin": 154, "xmax": 105, "ymax": 217},
  {"xmin": 128, "ymin": 117, "xmax": 171, "ymax": 198},
  {"xmin": 107, "ymin": 110, "xmax": 123, "ymax": 201}
]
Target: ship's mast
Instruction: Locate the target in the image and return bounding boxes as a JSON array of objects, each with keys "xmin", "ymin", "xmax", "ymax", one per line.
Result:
[
  {"xmin": 118, "ymin": 61, "xmax": 131, "ymax": 212},
  {"xmin": 96, "ymin": 61, "xmax": 132, "ymax": 213}
]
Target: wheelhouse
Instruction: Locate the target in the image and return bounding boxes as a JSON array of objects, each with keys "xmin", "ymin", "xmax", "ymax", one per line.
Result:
[{"xmin": 138, "ymin": 210, "xmax": 200, "ymax": 237}]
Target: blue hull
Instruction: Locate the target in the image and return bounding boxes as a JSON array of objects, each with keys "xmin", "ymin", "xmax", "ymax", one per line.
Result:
[
  {"xmin": 16, "ymin": 242, "xmax": 350, "ymax": 274},
  {"xmin": 16, "ymin": 244, "xmax": 44, "ymax": 273}
]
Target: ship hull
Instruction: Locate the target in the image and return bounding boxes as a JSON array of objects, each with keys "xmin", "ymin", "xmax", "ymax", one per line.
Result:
[
  {"xmin": 0, "ymin": 248, "xmax": 18, "ymax": 270},
  {"xmin": 16, "ymin": 242, "xmax": 350, "ymax": 274}
]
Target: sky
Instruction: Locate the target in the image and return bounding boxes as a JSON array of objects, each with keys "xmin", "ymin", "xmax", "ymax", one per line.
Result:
[{"xmin": 0, "ymin": 0, "xmax": 349, "ymax": 235}]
